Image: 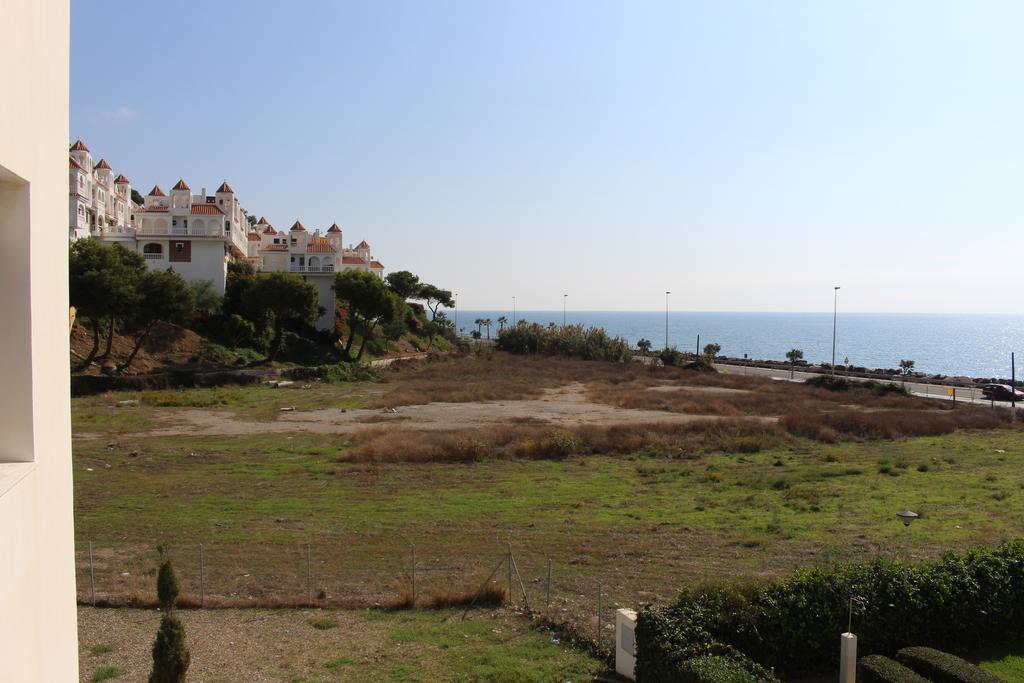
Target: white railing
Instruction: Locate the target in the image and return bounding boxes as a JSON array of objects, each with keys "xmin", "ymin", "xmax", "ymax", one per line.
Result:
[
  {"xmin": 289, "ymin": 265, "xmax": 335, "ymax": 273},
  {"xmin": 137, "ymin": 226, "xmax": 224, "ymax": 237},
  {"xmin": 143, "ymin": 253, "xmax": 164, "ymax": 260}
]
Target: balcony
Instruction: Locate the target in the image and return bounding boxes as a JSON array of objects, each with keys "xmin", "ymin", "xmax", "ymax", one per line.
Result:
[
  {"xmin": 137, "ymin": 225, "xmax": 225, "ymax": 237},
  {"xmin": 289, "ymin": 265, "xmax": 335, "ymax": 274}
]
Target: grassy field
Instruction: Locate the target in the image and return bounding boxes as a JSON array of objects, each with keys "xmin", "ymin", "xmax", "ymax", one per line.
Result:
[
  {"xmin": 72, "ymin": 354, "xmax": 1024, "ymax": 655},
  {"xmin": 78, "ymin": 606, "xmax": 603, "ymax": 682}
]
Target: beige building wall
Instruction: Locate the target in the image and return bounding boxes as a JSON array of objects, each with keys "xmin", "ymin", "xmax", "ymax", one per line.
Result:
[{"xmin": 0, "ymin": 0, "xmax": 79, "ymax": 680}]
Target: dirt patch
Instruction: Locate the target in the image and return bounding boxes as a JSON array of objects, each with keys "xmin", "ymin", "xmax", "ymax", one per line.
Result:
[
  {"xmin": 72, "ymin": 321, "xmax": 207, "ymax": 376},
  {"xmin": 97, "ymin": 383, "xmax": 763, "ymax": 440}
]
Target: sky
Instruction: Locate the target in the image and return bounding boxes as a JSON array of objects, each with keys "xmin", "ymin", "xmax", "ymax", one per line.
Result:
[{"xmin": 72, "ymin": 1, "xmax": 1024, "ymax": 313}]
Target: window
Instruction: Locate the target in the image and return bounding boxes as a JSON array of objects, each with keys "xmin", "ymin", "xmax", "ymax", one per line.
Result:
[
  {"xmin": 142, "ymin": 243, "xmax": 162, "ymax": 256},
  {"xmin": 175, "ymin": 242, "xmax": 184, "ymax": 253}
]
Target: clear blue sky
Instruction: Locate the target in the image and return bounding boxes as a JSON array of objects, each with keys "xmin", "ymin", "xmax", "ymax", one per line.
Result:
[{"xmin": 72, "ymin": 1, "xmax": 1024, "ymax": 313}]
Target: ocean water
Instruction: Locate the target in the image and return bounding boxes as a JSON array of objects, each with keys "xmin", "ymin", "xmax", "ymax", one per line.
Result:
[{"xmin": 455, "ymin": 311, "xmax": 1024, "ymax": 379}]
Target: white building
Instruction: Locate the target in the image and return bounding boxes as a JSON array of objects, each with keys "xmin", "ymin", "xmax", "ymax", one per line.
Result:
[
  {"xmin": 68, "ymin": 139, "xmax": 134, "ymax": 242},
  {"xmin": 248, "ymin": 218, "xmax": 384, "ymax": 329},
  {"xmin": 1, "ymin": 0, "xmax": 80, "ymax": 678}
]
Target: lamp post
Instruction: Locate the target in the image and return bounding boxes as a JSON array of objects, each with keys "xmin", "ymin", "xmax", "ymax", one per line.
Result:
[
  {"xmin": 896, "ymin": 509, "xmax": 918, "ymax": 578},
  {"xmin": 831, "ymin": 286, "xmax": 841, "ymax": 375},
  {"xmin": 454, "ymin": 292, "xmax": 458, "ymax": 335},
  {"xmin": 563, "ymin": 294, "xmax": 567, "ymax": 326},
  {"xmin": 665, "ymin": 291, "xmax": 671, "ymax": 350},
  {"xmin": 512, "ymin": 296, "xmax": 516, "ymax": 326}
]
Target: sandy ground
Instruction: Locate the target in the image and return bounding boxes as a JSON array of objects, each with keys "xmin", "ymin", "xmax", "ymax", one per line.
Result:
[{"xmin": 80, "ymin": 383, "xmax": 763, "ymax": 440}]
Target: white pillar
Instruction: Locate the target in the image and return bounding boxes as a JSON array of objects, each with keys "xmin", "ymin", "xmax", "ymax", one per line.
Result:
[
  {"xmin": 616, "ymin": 608, "xmax": 637, "ymax": 680},
  {"xmin": 839, "ymin": 632, "xmax": 857, "ymax": 683}
]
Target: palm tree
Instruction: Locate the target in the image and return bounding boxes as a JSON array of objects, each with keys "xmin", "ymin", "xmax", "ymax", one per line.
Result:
[
  {"xmin": 637, "ymin": 338, "xmax": 652, "ymax": 356},
  {"xmin": 785, "ymin": 348, "xmax": 803, "ymax": 379},
  {"xmin": 474, "ymin": 318, "xmax": 484, "ymax": 335},
  {"xmin": 497, "ymin": 315, "xmax": 508, "ymax": 332},
  {"xmin": 899, "ymin": 359, "xmax": 915, "ymax": 376},
  {"xmin": 483, "ymin": 318, "xmax": 493, "ymax": 339}
]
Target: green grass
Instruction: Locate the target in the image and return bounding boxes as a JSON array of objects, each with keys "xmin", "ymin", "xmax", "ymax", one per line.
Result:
[
  {"xmin": 91, "ymin": 666, "xmax": 124, "ymax": 681},
  {"xmin": 310, "ymin": 617, "xmax": 339, "ymax": 630},
  {"xmin": 89, "ymin": 643, "xmax": 113, "ymax": 657},
  {"xmin": 973, "ymin": 641, "xmax": 1024, "ymax": 681}
]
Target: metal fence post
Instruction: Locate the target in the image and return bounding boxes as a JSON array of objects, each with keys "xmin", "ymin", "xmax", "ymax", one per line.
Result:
[
  {"xmin": 546, "ymin": 558, "xmax": 552, "ymax": 609},
  {"xmin": 597, "ymin": 584, "xmax": 603, "ymax": 653},
  {"xmin": 506, "ymin": 542, "xmax": 513, "ymax": 605},
  {"xmin": 89, "ymin": 541, "xmax": 96, "ymax": 607},
  {"xmin": 199, "ymin": 543, "xmax": 205, "ymax": 608}
]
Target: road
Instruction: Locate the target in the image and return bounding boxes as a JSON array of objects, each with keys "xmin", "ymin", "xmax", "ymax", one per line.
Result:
[{"xmin": 712, "ymin": 362, "xmax": 1015, "ymax": 409}]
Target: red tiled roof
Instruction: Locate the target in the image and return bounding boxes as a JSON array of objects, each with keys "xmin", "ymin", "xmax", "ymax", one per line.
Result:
[
  {"xmin": 260, "ymin": 244, "xmax": 289, "ymax": 252},
  {"xmin": 370, "ymin": 260, "xmax": 384, "ymax": 269},
  {"xmin": 355, "ymin": 240, "xmax": 370, "ymax": 249},
  {"xmin": 307, "ymin": 238, "xmax": 337, "ymax": 254},
  {"xmin": 138, "ymin": 205, "xmax": 169, "ymax": 213},
  {"xmin": 342, "ymin": 255, "xmax": 366, "ymax": 265},
  {"xmin": 149, "ymin": 185, "xmax": 166, "ymax": 197},
  {"xmin": 217, "ymin": 181, "xmax": 234, "ymax": 193},
  {"xmin": 114, "ymin": 174, "xmax": 129, "ymax": 184},
  {"xmin": 70, "ymin": 139, "xmax": 90, "ymax": 152},
  {"xmin": 257, "ymin": 216, "xmax": 269, "ymax": 224},
  {"xmin": 327, "ymin": 223, "xmax": 342, "ymax": 233},
  {"xmin": 262, "ymin": 225, "xmax": 276, "ymax": 234},
  {"xmin": 95, "ymin": 158, "xmax": 112, "ymax": 170},
  {"xmin": 247, "ymin": 233, "xmax": 261, "ymax": 241},
  {"xmin": 69, "ymin": 158, "xmax": 85, "ymax": 171},
  {"xmin": 290, "ymin": 220, "xmax": 306, "ymax": 232},
  {"xmin": 172, "ymin": 178, "xmax": 190, "ymax": 191},
  {"xmin": 190, "ymin": 204, "xmax": 224, "ymax": 215}
]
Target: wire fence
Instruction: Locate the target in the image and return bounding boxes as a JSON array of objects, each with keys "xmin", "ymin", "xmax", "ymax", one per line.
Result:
[{"xmin": 76, "ymin": 540, "xmax": 620, "ymax": 654}]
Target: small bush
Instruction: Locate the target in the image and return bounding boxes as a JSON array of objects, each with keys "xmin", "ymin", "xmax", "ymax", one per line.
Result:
[
  {"xmin": 287, "ymin": 363, "xmax": 378, "ymax": 383},
  {"xmin": 92, "ymin": 667, "xmax": 125, "ymax": 682},
  {"xmin": 895, "ymin": 647, "xmax": 1004, "ymax": 683},
  {"xmin": 860, "ymin": 655, "xmax": 930, "ymax": 683},
  {"xmin": 805, "ymin": 375, "xmax": 852, "ymax": 392},
  {"xmin": 309, "ymin": 617, "xmax": 339, "ymax": 630},
  {"xmin": 678, "ymin": 654, "xmax": 764, "ymax": 682},
  {"xmin": 426, "ymin": 581, "xmax": 506, "ymax": 609}
]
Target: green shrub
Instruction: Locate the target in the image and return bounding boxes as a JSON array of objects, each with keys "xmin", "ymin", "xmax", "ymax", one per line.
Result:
[
  {"xmin": 860, "ymin": 655, "xmax": 930, "ymax": 683},
  {"xmin": 678, "ymin": 655, "xmax": 763, "ymax": 682},
  {"xmin": 806, "ymin": 375, "xmax": 852, "ymax": 391},
  {"xmin": 496, "ymin": 322, "xmax": 632, "ymax": 361},
  {"xmin": 896, "ymin": 647, "xmax": 1005, "ymax": 683},
  {"xmin": 660, "ymin": 347, "xmax": 686, "ymax": 367},
  {"xmin": 287, "ymin": 363, "xmax": 378, "ymax": 383},
  {"xmin": 637, "ymin": 542, "xmax": 1024, "ymax": 677},
  {"xmin": 92, "ymin": 666, "xmax": 125, "ymax": 682},
  {"xmin": 150, "ymin": 554, "xmax": 189, "ymax": 683}
]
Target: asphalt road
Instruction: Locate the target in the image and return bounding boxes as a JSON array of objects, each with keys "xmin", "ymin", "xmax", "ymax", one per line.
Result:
[{"xmin": 713, "ymin": 363, "xmax": 1016, "ymax": 409}]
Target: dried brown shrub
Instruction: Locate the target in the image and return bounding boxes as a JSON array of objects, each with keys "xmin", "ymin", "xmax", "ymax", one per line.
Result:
[{"xmin": 781, "ymin": 407, "xmax": 1007, "ymax": 440}]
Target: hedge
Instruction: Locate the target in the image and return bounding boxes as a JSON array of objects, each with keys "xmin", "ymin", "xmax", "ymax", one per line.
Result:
[
  {"xmin": 495, "ymin": 322, "xmax": 632, "ymax": 361},
  {"xmin": 860, "ymin": 655, "xmax": 931, "ymax": 683},
  {"xmin": 896, "ymin": 647, "xmax": 1005, "ymax": 683},
  {"xmin": 636, "ymin": 541, "xmax": 1024, "ymax": 676},
  {"xmin": 634, "ymin": 606, "xmax": 777, "ymax": 682}
]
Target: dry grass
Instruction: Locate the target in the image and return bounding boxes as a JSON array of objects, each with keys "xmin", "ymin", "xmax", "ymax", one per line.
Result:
[
  {"xmin": 426, "ymin": 580, "xmax": 507, "ymax": 609},
  {"xmin": 343, "ymin": 418, "xmax": 785, "ymax": 463},
  {"xmin": 781, "ymin": 407, "xmax": 1009, "ymax": 441}
]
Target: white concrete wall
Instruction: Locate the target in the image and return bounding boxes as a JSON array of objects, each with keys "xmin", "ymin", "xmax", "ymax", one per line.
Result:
[
  {"xmin": 305, "ymin": 274, "xmax": 337, "ymax": 331},
  {"xmin": 0, "ymin": 0, "xmax": 79, "ymax": 680},
  {"xmin": 165, "ymin": 240, "xmax": 229, "ymax": 295}
]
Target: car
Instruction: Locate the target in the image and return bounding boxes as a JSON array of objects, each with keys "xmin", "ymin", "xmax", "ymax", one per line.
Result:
[{"xmin": 980, "ymin": 384, "xmax": 1024, "ymax": 401}]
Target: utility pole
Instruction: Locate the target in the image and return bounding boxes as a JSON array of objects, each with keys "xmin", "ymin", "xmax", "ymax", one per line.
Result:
[
  {"xmin": 665, "ymin": 291, "xmax": 671, "ymax": 350},
  {"xmin": 512, "ymin": 296, "xmax": 516, "ymax": 326},
  {"xmin": 563, "ymin": 294, "xmax": 567, "ymax": 326},
  {"xmin": 831, "ymin": 286, "xmax": 841, "ymax": 375}
]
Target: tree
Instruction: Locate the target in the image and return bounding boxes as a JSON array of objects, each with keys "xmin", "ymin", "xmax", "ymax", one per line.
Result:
[
  {"xmin": 334, "ymin": 269, "xmax": 404, "ymax": 362},
  {"xmin": 497, "ymin": 316, "xmax": 508, "ymax": 332},
  {"xmin": 482, "ymin": 318, "xmax": 493, "ymax": 340},
  {"xmin": 131, "ymin": 188, "xmax": 145, "ymax": 205},
  {"xmin": 149, "ymin": 550, "xmax": 190, "ymax": 683},
  {"xmin": 786, "ymin": 348, "xmax": 804, "ymax": 379},
  {"xmin": 703, "ymin": 343, "xmax": 721, "ymax": 359},
  {"xmin": 474, "ymin": 318, "xmax": 484, "ymax": 335},
  {"xmin": 415, "ymin": 284, "xmax": 454, "ymax": 321},
  {"xmin": 119, "ymin": 270, "xmax": 195, "ymax": 372},
  {"xmin": 900, "ymin": 359, "xmax": 915, "ymax": 376},
  {"xmin": 385, "ymin": 270, "xmax": 422, "ymax": 300},
  {"xmin": 188, "ymin": 280, "xmax": 222, "ymax": 319},
  {"xmin": 69, "ymin": 240, "xmax": 146, "ymax": 369},
  {"xmin": 637, "ymin": 339, "xmax": 652, "ymax": 356},
  {"xmin": 246, "ymin": 214, "xmax": 257, "ymax": 227},
  {"xmin": 242, "ymin": 272, "xmax": 319, "ymax": 361}
]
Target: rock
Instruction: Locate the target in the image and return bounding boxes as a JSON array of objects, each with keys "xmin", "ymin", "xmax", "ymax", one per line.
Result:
[{"xmin": 117, "ymin": 399, "xmax": 139, "ymax": 406}]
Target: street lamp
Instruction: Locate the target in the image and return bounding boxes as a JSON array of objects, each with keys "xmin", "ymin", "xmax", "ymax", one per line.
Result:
[
  {"xmin": 512, "ymin": 296, "xmax": 516, "ymax": 326},
  {"xmin": 454, "ymin": 292, "xmax": 458, "ymax": 335},
  {"xmin": 831, "ymin": 286, "xmax": 841, "ymax": 375},
  {"xmin": 665, "ymin": 291, "xmax": 671, "ymax": 350},
  {"xmin": 896, "ymin": 509, "xmax": 918, "ymax": 575},
  {"xmin": 563, "ymin": 294, "xmax": 567, "ymax": 326}
]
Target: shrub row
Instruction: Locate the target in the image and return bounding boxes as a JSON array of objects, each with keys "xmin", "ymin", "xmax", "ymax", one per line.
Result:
[
  {"xmin": 896, "ymin": 647, "xmax": 1003, "ymax": 683},
  {"xmin": 636, "ymin": 542, "xmax": 1024, "ymax": 677},
  {"xmin": 496, "ymin": 322, "xmax": 632, "ymax": 361},
  {"xmin": 285, "ymin": 363, "xmax": 378, "ymax": 383},
  {"xmin": 860, "ymin": 655, "xmax": 930, "ymax": 683}
]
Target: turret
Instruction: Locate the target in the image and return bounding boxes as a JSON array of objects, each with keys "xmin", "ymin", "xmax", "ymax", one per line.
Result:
[
  {"xmin": 69, "ymin": 139, "xmax": 92, "ymax": 171},
  {"xmin": 93, "ymin": 158, "xmax": 113, "ymax": 185},
  {"xmin": 145, "ymin": 185, "xmax": 166, "ymax": 209},
  {"xmin": 326, "ymin": 223, "xmax": 342, "ymax": 250},
  {"xmin": 170, "ymin": 178, "xmax": 191, "ymax": 209}
]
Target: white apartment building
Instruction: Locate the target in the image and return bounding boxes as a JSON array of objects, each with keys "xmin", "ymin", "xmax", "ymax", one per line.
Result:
[
  {"xmin": 247, "ymin": 218, "xmax": 384, "ymax": 329},
  {"xmin": 69, "ymin": 139, "xmax": 134, "ymax": 241},
  {"xmin": 68, "ymin": 142, "xmax": 388, "ymax": 326}
]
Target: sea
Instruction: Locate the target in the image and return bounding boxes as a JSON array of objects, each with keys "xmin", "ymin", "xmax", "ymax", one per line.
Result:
[{"xmin": 455, "ymin": 311, "xmax": 1024, "ymax": 379}]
